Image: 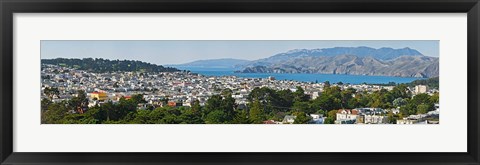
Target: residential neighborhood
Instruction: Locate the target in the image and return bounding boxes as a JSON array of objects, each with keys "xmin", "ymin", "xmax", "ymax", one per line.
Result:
[{"xmin": 41, "ymin": 63, "xmax": 440, "ymax": 124}]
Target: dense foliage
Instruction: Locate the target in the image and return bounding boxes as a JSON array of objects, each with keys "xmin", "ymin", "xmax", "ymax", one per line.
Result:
[
  {"xmin": 42, "ymin": 58, "xmax": 179, "ymax": 73},
  {"xmin": 41, "ymin": 83, "xmax": 439, "ymax": 124},
  {"xmin": 405, "ymin": 77, "xmax": 439, "ymax": 89}
]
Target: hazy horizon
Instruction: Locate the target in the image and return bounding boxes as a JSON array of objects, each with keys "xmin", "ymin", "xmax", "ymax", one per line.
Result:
[{"xmin": 41, "ymin": 40, "xmax": 439, "ymax": 65}]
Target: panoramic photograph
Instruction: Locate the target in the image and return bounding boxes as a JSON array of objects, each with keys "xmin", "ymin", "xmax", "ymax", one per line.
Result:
[{"xmin": 40, "ymin": 40, "xmax": 439, "ymax": 124}]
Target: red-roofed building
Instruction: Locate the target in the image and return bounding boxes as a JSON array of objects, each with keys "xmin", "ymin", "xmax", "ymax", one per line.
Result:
[
  {"xmin": 336, "ymin": 109, "xmax": 359, "ymax": 124},
  {"xmin": 351, "ymin": 109, "xmax": 359, "ymax": 115},
  {"xmin": 167, "ymin": 101, "xmax": 177, "ymax": 107}
]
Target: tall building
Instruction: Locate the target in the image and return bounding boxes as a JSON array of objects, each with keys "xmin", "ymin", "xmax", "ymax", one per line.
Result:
[{"xmin": 414, "ymin": 85, "xmax": 429, "ymax": 94}]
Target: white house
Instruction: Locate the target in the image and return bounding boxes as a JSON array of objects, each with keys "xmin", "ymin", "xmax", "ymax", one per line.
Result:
[
  {"xmin": 336, "ymin": 109, "xmax": 359, "ymax": 121},
  {"xmin": 397, "ymin": 119, "xmax": 419, "ymax": 124},
  {"xmin": 282, "ymin": 115, "xmax": 296, "ymax": 124},
  {"xmin": 363, "ymin": 115, "xmax": 388, "ymax": 124},
  {"xmin": 335, "ymin": 109, "xmax": 359, "ymax": 124}
]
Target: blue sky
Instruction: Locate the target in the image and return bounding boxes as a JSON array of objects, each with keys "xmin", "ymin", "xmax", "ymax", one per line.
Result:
[{"xmin": 41, "ymin": 40, "xmax": 439, "ymax": 65}]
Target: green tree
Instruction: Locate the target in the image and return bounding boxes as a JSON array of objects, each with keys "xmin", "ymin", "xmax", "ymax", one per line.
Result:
[
  {"xmin": 68, "ymin": 90, "xmax": 88, "ymax": 114},
  {"xmin": 293, "ymin": 112, "xmax": 312, "ymax": 124},
  {"xmin": 179, "ymin": 108, "xmax": 204, "ymax": 124},
  {"xmin": 202, "ymin": 95, "xmax": 236, "ymax": 123},
  {"xmin": 323, "ymin": 110, "xmax": 338, "ymax": 124},
  {"xmin": 133, "ymin": 109, "xmax": 153, "ymax": 124},
  {"xmin": 117, "ymin": 97, "xmax": 138, "ymax": 119},
  {"xmin": 204, "ymin": 95, "xmax": 223, "ymax": 117},
  {"xmin": 40, "ymin": 98, "xmax": 52, "ymax": 123},
  {"xmin": 293, "ymin": 86, "xmax": 309, "ymax": 102},
  {"xmin": 221, "ymin": 95, "xmax": 236, "ymax": 122},
  {"xmin": 191, "ymin": 99, "xmax": 201, "ymax": 113},
  {"xmin": 355, "ymin": 92, "xmax": 370, "ymax": 108},
  {"xmin": 204, "ymin": 110, "xmax": 226, "ymax": 124},
  {"xmin": 430, "ymin": 92, "xmax": 439, "ymax": 103},
  {"xmin": 43, "ymin": 102, "xmax": 68, "ymax": 124},
  {"xmin": 232, "ymin": 110, "xmax": 251, "ymax": 124},
  {"xmin": 325, "ymin": 86, "xmax": 341, "ymax": 98},
  {"xmin": 292, "ymin": 101, "xmax": 313, "ymax": 114},
  {"xmin": 311, "ymin": 94, "xmax": 341, "ymax": 111},
  {"xmin": 399, "ymin": 106, "xmax": 410, "ymax": 116},
  {"xmin": 393, "ymin": 98, "xmax": 407, "ymax": 107},
  {"xmin": 81, "ymin": 106, "xmax": 107, "ymax": 123},
  {"xmin": 341, "ymin": 88, "xmax": 356, "ymax": 109},
  {"xmin": 368, "ymin": 89, "xmax": 392, "ymax": 109},
  {"xmin": 41, "ymin": 98, "xmax": 52, "ymax": 112},
  {"xmin": 61, "ymin": 113, "xmax": 85, "ymax": 124},
  {"xmin": 249, "ymin": 100, "xmax": 265, "ymax": 124},
  {"xmin": 389, "ymin": 84, "xmax": 411, "ymax": 99},
  {"xmin": 276, "ymin": 89, "xmax": 294, "ymax": 111},
  {"xmin": 247, "ymin": 87, "xmax": 281, "ymax": 115},
  {"xmin": 387, "ymin": 111, "xmax": 396, "ymax": 124},
  {"xmin": 416, "ymin": 104, "xmax": 430, "ymax": 114},
  {"xmin": 400, "ymin": 93, "xmax": 434, "ymax": 115},
  {"xmin": 131, "ymin": 94, "xmax": 146, "ymax": 104},
  {"xmin": 327, "ymin": 110, "xmax": 337, "ymax": 118},
  {"xmin": 324, "ymin": 117, "xmax": 335, "ymax": 124},
  {"xmin": 316, "ymin": 109, "xmax": 325, "ymax": 115},
  {"xmin": 411, "ymin": 94, "xmax": 434, "ymax": 109},
  {"xmin": 161, "ymin": 109, "xmax": 182, "ymax": 124}
]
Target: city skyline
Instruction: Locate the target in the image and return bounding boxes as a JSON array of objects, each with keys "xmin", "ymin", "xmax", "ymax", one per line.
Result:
[{"xmin": 41, "ymin": 40, "xmax": 439, "ymax": 65}]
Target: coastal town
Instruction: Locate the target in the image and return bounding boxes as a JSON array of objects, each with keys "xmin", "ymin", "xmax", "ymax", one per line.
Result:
[{"xmin": 41, "ymin": 62, "xmax": 440, "ymax": 124}]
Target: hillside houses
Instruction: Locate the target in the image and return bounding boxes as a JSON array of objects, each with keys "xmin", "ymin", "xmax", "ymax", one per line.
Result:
[{"xmin": 41, "ymin": 64, "xmax": 439, "ymax": 124}]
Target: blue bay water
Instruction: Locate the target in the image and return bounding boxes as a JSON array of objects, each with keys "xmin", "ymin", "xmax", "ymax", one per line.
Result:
[{"xmin": 177, "ymin": 67, "xmax": 421, "ymax": 84}]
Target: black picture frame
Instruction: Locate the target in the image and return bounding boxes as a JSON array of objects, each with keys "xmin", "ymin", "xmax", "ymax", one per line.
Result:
[{"xmin": 1, "ymin": 0, "xmax": 479, "ymax": 164}]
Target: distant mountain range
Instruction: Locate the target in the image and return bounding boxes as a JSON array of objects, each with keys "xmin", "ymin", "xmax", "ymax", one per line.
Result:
[
  {"xmin": 235, "ymin": 46, "xmax": 438, "ymax": 78},
  {"xmin": 168, "ymin": 58, "xmax": 251, "ymax": 69},
  {"xmin": 239, "ymin": 55, "xmax": 438, "ymax": 78},
  {"xmin": 239, "ymin": 46, "xmax": 421, "ymax": 66},
  {"xmin": 163, "ymin": 46, "xmax": 439, "ymax": 78}
]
